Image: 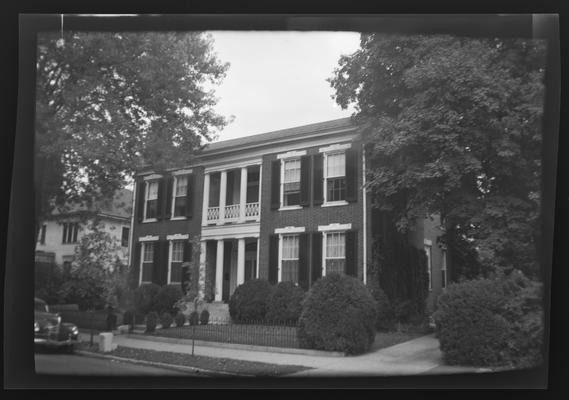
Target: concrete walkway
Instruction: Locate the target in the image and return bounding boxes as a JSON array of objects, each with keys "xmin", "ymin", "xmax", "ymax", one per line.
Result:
[{"xmin": 80, "ymin": 332, "xmax": 488, "ymax": 376}]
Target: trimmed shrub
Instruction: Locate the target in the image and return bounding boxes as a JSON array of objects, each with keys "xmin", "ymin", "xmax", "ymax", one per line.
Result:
[
  {"xmin": 160, "ymin": 312, "xmax": 173, "ymax": 329},
  {"xmin": 200, "ymin": 309, "xmax": 210, "ymax": 325},
  {"xmin": 433, "ymin": 271, "xmax": 544, "ymax": 368},
  {"xmin": 154, "ymin": 284, "xmax": 184, "ymax": 315},
  {"xmin": 189, "ymin": 311, "xmax": 199, "ymax": 326},
  {"xmin": 229, "ymin": 279, "xmax": 274, "ymax": 323},
  {"xmin": 366, "ymin": 280, "xmax": 395, "ymax": 332},
  {"xmin": 134, "ymin": 283, "xmax": 161, "ymax": 315},
  {"xmin": 174, "ymin": 312, "xmax": 186, "ymax": 327},
  {"xmin": 265, "ymin": 282, "xmax": 305, "ymax": 324},
  {"xmin": 145, "ymin": 311, "xmax": 159, "ymax": 333},
  {"xmin": 122, "ymin": 309, "xmax": 135, "ymax": 326},
  {"xmin": 298, "ymin": 273, "xmax": 377, "ymax": 355}
]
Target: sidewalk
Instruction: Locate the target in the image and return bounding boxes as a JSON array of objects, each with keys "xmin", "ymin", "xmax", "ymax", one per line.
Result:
[{"xmin": 79, "ymin": 331, "xmax": 489, "ymax": 376}]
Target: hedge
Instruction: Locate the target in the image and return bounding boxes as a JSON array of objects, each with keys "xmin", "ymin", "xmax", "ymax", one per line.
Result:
[
  {"xmin": 229, "ymin": 279, "xmax": 274, "ymax": 323},
  {"xmin": 265, "ymin": 281, "xmax": 305, "ymax": 324}
]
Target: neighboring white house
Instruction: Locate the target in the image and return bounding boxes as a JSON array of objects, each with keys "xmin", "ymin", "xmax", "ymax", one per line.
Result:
[{"xmin": 35, "ymin": 189, "xmax": 133, "ymax": 268}]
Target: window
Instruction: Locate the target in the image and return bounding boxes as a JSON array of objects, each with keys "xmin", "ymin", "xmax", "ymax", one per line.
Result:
[
  {"xmin": 62, "ymin": 222, "xmax": 79, "ymax": 244},
  {"xmin": 173, "ymin": 175, "xmax": 188, "ymax": 217},
  {"xmin": 121, "ymin": 227, "xmax": 130, "ymax": 247},
  {"xmin": 37, "ymin": 224, "xmax": 46, "ymax": 245},
  {"xmin": 141, "ymin": 242, "xmax": 154, "ymax": 283},
  {"xmin": 324, "ymin": 232, "xmax": 345, "ymax": 275},
  {"xmin": 282, "ymin": 159, "xmax": 301, "ymax": 207},
  {"xmin": 145, "ymin": 181, "xmax": 159, "ymax": 219},
  {"xmin": 281, "ymin": 234, "xmax": 299, "ymax": 283},
  {"xmin": 325, "ymin": 152, "xmax": 346, "ymax": 202},
  {"xmin": 441, "ymin": 249, "xmax": 447, "ymax": 289},
  {"xmin": 425, "ymin": 245, "xmax": 432, "ymax": 291},
  {"xmin": 169, "ymin": 241, "xmax": 184, "ymax": 283}
]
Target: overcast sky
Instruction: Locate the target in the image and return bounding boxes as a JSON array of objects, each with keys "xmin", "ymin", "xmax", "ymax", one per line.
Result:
[{"xmin": 208, "ymin": 31, "xmax": 361, "ymax": 142}]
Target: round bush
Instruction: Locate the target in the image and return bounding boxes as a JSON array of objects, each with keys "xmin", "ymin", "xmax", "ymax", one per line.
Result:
[
  {"xmin": 265, "ymin": 282, "xmax": 305, "ymax": 324},
  {"xmin": 160, "ymin": 312, "xmax": 173, "ymax": 329},
  {"xmin": 189, "ymin": 311, "xmax": 199, "ymax": 326},
  {"xmin": 134, "ymin": 283, "xmax": 161, "ymax": 315},
  {"xmin": 145, "ymin": 311, "xmax": 159, "ymax": 333},
  {"xmin": 366, "ymin": 280, "xmax": 395, "ymax": 332},
  {"xmin": 154, "ymin": 284, "xmax": 183, "ymax": 314},
  {"xmin": 433, "ymin": 272, "xmax": 543, "ymax": 368},
  {"xmin": 200, "ymin": 309, "xmax": 210, "ymax": 325},
  {"xmin": 229, "ymin": 279, "xmax": 274, "ymax": 323},
  {"xmin": 297, "ymin": 273, "xmax": 378, "ymax": 355},
  {"xmin": 174, "ymin": 311, "xmax": 186, "ymax": 327}
]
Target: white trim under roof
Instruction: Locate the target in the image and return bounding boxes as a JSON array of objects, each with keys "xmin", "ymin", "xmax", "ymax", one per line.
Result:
[
  {"xmin": 277, "ymin": 150, "xmax": 307, "ymax": 160},
  {"xmin": 274, "ymin": 226, "xmax": 306, "ymax": 234},
  {"xmin": 172, "ymin": 168, "xmax": 193, "ymax": 176},
  {"xmin": 139, "ymin": 235, "xmax": 159, "ymax": 242},
  {"xmin": 166, "ymin": 233, "xmax": 189, "ymax": 241},
  {"xmin": 424, "ymin": 239, "xmax": 433, "ymax": 246},
  {"xmin": 143, "ymin": 174, "xmax": 163, "ymax": 181},
  {"xmin": 205, "ymin": 158, "xmax": 262, "ymax": 174},
  {"xmin": 319, "ymin": 143, "xmax": 352, "ymax": 153},
  {"xmin": 318, "ymin": 223, "xmax": 352, "ymax": 232}
]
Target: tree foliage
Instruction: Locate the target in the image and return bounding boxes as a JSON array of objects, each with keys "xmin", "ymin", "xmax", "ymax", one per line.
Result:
[
  {"xmin": 35, "ymin": 32, "xmax": 229, "ymax": 226},
  {"xmin": 330, "ymin": 34, "xmax": 546, "ymax": 277}
]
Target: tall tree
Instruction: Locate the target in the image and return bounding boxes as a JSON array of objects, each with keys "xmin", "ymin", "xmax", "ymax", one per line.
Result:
[
  {"xmin": 330, "ymin": 34, "xmax": 546, "ymax": 277},
  {"xmin": 35, "ymin": 32, "xmax": 229, "ymax": 229}
]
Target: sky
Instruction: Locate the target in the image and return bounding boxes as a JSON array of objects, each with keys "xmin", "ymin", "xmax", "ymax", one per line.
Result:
[{"xmin": 207, "ymin": 31, "xmax": 361, "ymax": 142}]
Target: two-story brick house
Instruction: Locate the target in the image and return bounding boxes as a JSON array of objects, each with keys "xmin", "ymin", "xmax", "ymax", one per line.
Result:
[{"xmin": 130, "ymin": 118, "xmax": 448, "ymax": 310}]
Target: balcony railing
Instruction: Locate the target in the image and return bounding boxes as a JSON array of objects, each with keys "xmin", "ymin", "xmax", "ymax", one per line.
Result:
[{"xmin": 206, "ymin": 202, "xmax": 260, "ymax": 224}]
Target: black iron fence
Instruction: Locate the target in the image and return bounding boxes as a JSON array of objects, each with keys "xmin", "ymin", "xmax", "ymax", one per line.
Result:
[
  {"xmin": 145, "ymin": 317, "xmax": 300, "ymax": 349},
  {"xmin": 55, "ymin": 309, "xmax": 124, "ymax": 331}
]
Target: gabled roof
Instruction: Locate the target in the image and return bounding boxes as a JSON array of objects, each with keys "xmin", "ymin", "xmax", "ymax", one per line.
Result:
[{"xmin": 201, "ymin": 117, "xmax": 354, "ymax": 154}]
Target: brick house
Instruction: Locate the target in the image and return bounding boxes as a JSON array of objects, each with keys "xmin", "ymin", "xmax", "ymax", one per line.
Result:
[{"xmin": 130, "ymin": 118, "xmax": 448, "ymax": 310}]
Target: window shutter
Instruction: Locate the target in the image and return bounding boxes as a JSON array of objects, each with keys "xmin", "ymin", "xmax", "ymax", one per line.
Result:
[
  {"xmin": 72, "ymin": 223, "xmax": 78, "ymax": 243},
  {"xmin": 270, "ymin": 160, "xmax": 281, "ymax": 210},
  {"xmin": 311, "ymin": 232, "xmax": 322, "ymax": 284},
  {"xmin": 186, "ymin": 174, "xmax": 194, "ymax": 219},
  {"xmin": 345, "ymin": 148, "xmax": 358, "ymax": 203},
  {"xmin": 156, "ymin": 178, "xmax": 165, "ymax": 220},
  {"xmin": 136, "ymin": 180, "xmax": 145, "ymax": 222},
  {"xmin": 62, "ymin": 223, "xmax": 67, "ymax": 243},
  {"xmin": 152, "ymin": 241, "xmax": 161, "ymax": 284},
  {"xmin": 183, "ymin": 241, "xmax": 193, "ymax": 262},
  {"xmin": 313, "ymin": 154, "xmax": 324, "ymax": 206},
  {"xmin": 300, "ymin": 155, "xmax": 311, "ymax": 207},
  {"xmin": 298, "ymin": 233, "xmax": 309, "ymax": 290},
  {"xmin": 160, "ymin": 240, "xmax": 169, "ymax": 285},
  {"xmin": 268, "ymin": 234, "xmax": 279, "ymax": 284},
  {"xmin": 345, "ymin": 230, "xmax": 358, "ymax": 277},
  {"xmin": 40, "ymin": 225, "xmax": 46, "ymax": 244},
  {"xmin": 165, "ymin": 176, "xmax": 173, "ymax": 219},
  {"xmin": 132, "ymin": 242, "xmax": 141, "ymax": 288}
]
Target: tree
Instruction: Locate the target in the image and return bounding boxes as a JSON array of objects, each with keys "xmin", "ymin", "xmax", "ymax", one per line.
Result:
[
  {"xmin": 330, "ymin": 34, "xmax": 546, "ymax": 277},
  {"xmin": 35, "ymin": 32, "xmax": 229, "ymax": 232}
]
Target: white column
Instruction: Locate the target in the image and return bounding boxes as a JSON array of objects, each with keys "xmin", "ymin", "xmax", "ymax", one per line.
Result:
[
  {"xmin": 202, "ymin": 173, "xmax": 210, "ymax": 226},
  {"xmin": 256, "ymin": 237, "xmax": 260, "ymax": 279},
  {"xmin": 215, "ymin": 240, "xmax": 224, "ymax": 301},
  {"xmin": 219, "ymin": 170, "xmax": 227, "ymax": 225},
  {"xmin": 198, "ymin": 241, "xmax": 207, "ymax": 299},
  {"xmin": 237, "ymin": 238, "xmax": 245, "ymax": 285},
  {"xmin": 239, "ymin": 167, "xmax": 248, "ymax": 222}
]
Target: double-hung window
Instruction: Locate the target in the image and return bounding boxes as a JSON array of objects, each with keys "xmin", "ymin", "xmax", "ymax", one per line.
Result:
[
  {"xmin": 173, "ymin": 175, "xmax": 188, "ymax": 218},
  {"xmin": 121, "ymin": 227, "xmax": 130, "ymax": 248},
  {"xmin": 441, "ymin": 249, "xmax": 447, "ymax": 289},
  {"xmin": 425, "ymin": 244, "xmax": 433, "ymax": 291},
  {"xmin": 145, "ymin": 181, "xmax": 159, "ymax": 220},
  {"xmin": 141, "ymin": 242, "xmax": 154, "ymax": 284},
  {"xmin": 62, "ymin": 222, "xmax": 79, "ymax": 244},
  {"xmin": 282, "ymin": 159, "xmax": 301, "ymax": 207},
  {"xmin": 37, "ymin": 224, "xmax": 47, "ymax": 245},
  {"xmin": 325, "ymin": 152, "xmax": 346, "ymax": 203},
  {"xmin": 324, "ymin": 231, "xmax": 346, "ymax": 275},
  {"xmin": 280, "ymin": 234, "xmax": 299, "ymax": 284},
  {"xmin": 169, "ymin": 241, "xmax": 184, "ymax": 283}
]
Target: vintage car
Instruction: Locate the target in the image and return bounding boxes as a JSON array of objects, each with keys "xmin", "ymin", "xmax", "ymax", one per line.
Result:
[{"xmin": 34, "ymin": 297, "xmax": 79, "ymax": 352}]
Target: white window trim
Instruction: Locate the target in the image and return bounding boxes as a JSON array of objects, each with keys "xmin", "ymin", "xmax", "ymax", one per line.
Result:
[
  {"xmin": 321, "ymin": 230, "xmax": 347, "ymax": 277},
  {"xmin": 274, "ymin": 226, "xmax": 305, "ymax": 234},
  {"xmin": 280, "ymin": 157, "xmax": 302, "ymax": 209},
  {"xmin": 322, "ymin": 150, "xmax": 348, "ymax": 206},
  {"xmin": 172, "ymin": 168, "xmax": 193, "ymax": 176},
  {"xmin": 318, "ymin": 223, "xmax": 351, "ymax": 232},
  {"xmin": 277, "ymin": 150, "xmax": 307, "ymax": 160},
  {"xmin": 139, "ymin": 235, "xmax": 159, "ymax": 242},
  {"xmin": 167, "ymin": 240, "xmax": 185, "ymax": 285},
  {"xmin": 278, "ymin": 205, "xmax": 302, "ymax": 211},
  {"xmin": 424, "ymin": 239, "xmax": 433, "ymax": 246},
  {"xmin": 425, "ymin": 244, "xmax": 433, "ymax": 291},
  {"xmin": 139, "ymin": 242, "xmax": 155, "ymax": 285},
  {"xmin": 441, "ymin": 249, "xmax": 448, "ymax": 289},
  {"xmin": 278, "ymin": 233, "xmax": 300, "ymax": 284},
  {"xmin": 143, "ymin": 180, "xmax": 159, "ymax": 223},
  {"xmin": 166, "ymin": 233, "xmax": 189, "ymax": 241},
  {"xmin": 170, "ymin": 175, "xmax": 189, "ymax": 220}
]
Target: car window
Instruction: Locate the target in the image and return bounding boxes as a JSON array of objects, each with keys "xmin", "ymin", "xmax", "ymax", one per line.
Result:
[{"xmin": 35, "ymin": 300, "xmax": 48, "ymax": 312}]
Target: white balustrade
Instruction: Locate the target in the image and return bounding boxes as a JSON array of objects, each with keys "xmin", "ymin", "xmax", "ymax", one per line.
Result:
[
  {"xmin": 224, "ymin": 204, "xmax": 240, "ymax": 221},
  {"xmin": 245, "ymin": 202, "xmax": 260, "ymax": 218},
  {"xmin": 207, "ymin": 206, "xmax": 220, "ymax": 222}
]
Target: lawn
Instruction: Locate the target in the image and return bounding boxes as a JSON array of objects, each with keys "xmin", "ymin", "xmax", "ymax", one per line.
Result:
[{"xmin": 76, "ymin": 342, "xmax": 310, "ymax": 377}]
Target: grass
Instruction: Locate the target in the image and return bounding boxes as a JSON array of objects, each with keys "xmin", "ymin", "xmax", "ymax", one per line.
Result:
[{"xmin": 75, "ymin": 342, "xmax": 310, "ymax": 377}]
